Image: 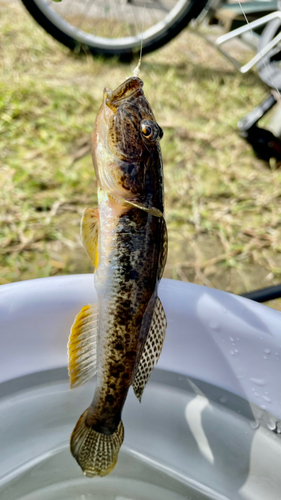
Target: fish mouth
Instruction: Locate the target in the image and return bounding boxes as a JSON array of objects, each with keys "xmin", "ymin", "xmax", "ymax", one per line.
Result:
[{"xmin": 104, "ymin": 77, "xmax": 143, "ymax": 112}]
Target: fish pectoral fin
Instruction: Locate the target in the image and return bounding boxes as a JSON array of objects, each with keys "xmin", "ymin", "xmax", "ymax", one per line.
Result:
[
  {"xmin": 81, "ymin": 208, "xmax": 100, "ymax": 269},
  {"xmin": 108, "ymin": 194, "xmax": 163, "ymax": 218},
  {"xmin": 68, "ymin": 303, "xmax": 98, "ymax": 388},
  {"xmin": 133, "ymin": 297, "xmax": 167, "ymax": 402},
  {"xmin": 158, "ymin": 218, "xmax": 168, "ymax": 280},
  {"xmin": 124, "ymin": 199, "xmax": 163, "ymax": 218}
]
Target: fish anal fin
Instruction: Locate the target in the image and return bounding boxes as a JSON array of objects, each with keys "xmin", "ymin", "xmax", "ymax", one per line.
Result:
[
  {"xmin": 81, "ymin": 208, "xmax": 99, "ymax": 269},
  {"xmin": 133, "ymin": 297, "xmax": 167, "ymax": 402},
  {"xmin": 68, "ymin": 303, "xmax": 98, "ymax": 388}
]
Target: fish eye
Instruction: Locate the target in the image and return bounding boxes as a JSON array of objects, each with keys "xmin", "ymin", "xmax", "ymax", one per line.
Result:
[
  {"xmin": 140, "ymin": 120, "xmax": 161, "ymax": 141},
  {"xmin": 141, "ymin": 123, "xmax": 152, "ymax": 138}
]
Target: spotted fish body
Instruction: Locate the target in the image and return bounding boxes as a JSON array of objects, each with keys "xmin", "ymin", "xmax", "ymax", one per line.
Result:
[{"xmin": 68, "ymin": 77, "xmax": 167, "ymax": 477}]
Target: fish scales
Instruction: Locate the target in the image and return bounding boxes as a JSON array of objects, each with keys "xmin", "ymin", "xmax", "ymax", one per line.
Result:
[
  {"xmin": 91, "ymin": 208, "xmax": 164, "ymax": 431},
  {"xmin": 68, "ymin": 77, "xmax": 167, "ymax": 478}
]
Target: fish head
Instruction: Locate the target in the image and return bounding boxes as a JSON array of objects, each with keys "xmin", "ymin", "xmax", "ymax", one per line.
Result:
[{"xmin": 92, "ymin": 77, "xmax": 163, "ymax": 204}]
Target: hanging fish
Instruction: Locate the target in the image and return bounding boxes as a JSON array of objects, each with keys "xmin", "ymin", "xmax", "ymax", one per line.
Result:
[{"xmin": 68, "ymin": 76, "xmax": 167, "ymax": 478}]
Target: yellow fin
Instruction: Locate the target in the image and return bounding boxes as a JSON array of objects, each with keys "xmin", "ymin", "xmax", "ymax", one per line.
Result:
[
  {"xmin": 81, "ymin": 208, "xmax": 99, "ymax": 269},
  {"xmin": 68, "ymin": 304, "xmax": 98, "ymax": 388},
  {"xmin": 133, "ymin": 297, "xmax": 167, "ymax": 402},
  {"xmin": 70, "ymin": 409, "xmax": 124, "ymax": 477}
]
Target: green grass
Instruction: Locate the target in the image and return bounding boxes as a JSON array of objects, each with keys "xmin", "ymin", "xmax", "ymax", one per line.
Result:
[{"xmin": 1, "ymin": 2, "xmax": 281, "ymax": 310}]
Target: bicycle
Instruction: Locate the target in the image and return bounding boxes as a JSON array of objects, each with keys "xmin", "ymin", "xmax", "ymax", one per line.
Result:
[
  {"xmin": 20, "ymin": 0, "xmax": 207, "ymax": 59},
  {"xmin": 20, "ymin": 0, "xmax": 279, "ymax": 59}
]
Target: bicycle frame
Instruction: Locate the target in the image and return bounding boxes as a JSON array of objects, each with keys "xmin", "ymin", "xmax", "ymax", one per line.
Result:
[
  {"xmin": 216, "ymin": 11, "xmax": 281, "ymax": 73},
  {"xmin": 192, "ymin": 0, "xmax": 281, "ymax": 75}
]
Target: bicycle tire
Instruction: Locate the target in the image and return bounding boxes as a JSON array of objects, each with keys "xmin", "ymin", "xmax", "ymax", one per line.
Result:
[{"xmin": 21, "ymin": 0, "xmax": 209, "ymax": 59}]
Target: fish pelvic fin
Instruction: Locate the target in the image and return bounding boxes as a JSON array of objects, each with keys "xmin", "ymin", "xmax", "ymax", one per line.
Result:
[
  {"xmin": 70, "ymin": 409, "xmax": 124, "ymax": 477},
  {"xmin": 133, "ymin": 297, "xmax": 167, "ymax": 402},
  {"xmin": 81, "ymin": 208, "xmax": 100, "ymax": 269},
  {"xmin": 68, "ymin": 303, "xmax": 98, "ymax": 388}
]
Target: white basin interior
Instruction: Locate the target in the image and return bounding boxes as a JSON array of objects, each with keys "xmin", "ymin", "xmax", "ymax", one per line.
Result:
[{"xmin": 1, "ymin": 276, "xmax": 281, "ymax": 499}]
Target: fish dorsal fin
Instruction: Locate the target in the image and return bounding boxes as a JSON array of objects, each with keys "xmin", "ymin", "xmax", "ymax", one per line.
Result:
[
  {"xmin": 158, "ymin": 219, "xmax": 168, "ymax": 280},
  {"xmin": 68, "ymin": 303, "xmax": 99, "ymax": 388},
  {"xmin": 81, "ymin": 208, "xmax": 99, "ymax": 269},
  {"xmin": 133, "ymin": 297, "xmax": 167, "ymax": 402}
]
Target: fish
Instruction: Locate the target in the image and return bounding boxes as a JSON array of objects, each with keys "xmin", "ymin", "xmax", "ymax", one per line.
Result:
[{"xmin": 67, "ymin": 76, "xmax": 167, "ymax": 478}]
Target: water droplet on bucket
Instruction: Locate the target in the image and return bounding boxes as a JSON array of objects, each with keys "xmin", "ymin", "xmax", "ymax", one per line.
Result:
[
  {"xmin": 230, "ymin": 337, "xmax": 234, "ymax": 342},
  {"xmin": 219, "ymin": 396, "xmax": 228, "ymax": 404},
  {"xmin": 209, "ymin": 321, "xmax": 220, "ymax": 331},
  {"xmin": 250, "ymin": 378, "xmax": 265, "ymax": 386},
  {"xmin": 263, "ymin": 356, "xmax": 268, "ymax": 360},
  {"xmin": 264, "ymin": 348, "xmax": 271, "ymax": 354},
  {"xmin": 250, "ymin": 421, "xmax": 259, "ymax": 430},
  {"xmin": 263, "ymin": 395, "xmax": 271, "ymax": 403},
  {"xmin": 261, "ymin": 404, "xmax": 267, "ymax": 410},
  {"xmin": 267, "ymin": 419, "xmax": 276, "ymax": 431}
]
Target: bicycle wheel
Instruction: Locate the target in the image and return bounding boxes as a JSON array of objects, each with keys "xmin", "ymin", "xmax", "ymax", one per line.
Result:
[{"xmin": 21, "ymin": 0, "xmax": 208, "ymax": 59}]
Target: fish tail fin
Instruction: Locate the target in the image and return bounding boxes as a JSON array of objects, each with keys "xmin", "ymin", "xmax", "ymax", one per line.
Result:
[{"xmin": 70, "ymin": 408, "xmax": 124, "ymax": 477}]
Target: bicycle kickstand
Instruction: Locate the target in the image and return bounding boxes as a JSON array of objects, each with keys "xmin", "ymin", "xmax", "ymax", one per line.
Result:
[{"xmin": 238, "ymin": 94, "xmax": 281, "ymax": 165}]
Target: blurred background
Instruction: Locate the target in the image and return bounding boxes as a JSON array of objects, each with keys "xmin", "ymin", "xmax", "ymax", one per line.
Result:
[{"xmin": 1, "ymin": 0, "xmax": 281, "ymax": 310}]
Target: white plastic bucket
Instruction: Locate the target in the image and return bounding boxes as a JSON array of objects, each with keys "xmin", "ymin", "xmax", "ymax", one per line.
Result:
[
  {"xmin": 1, "ymin": 276, "xmax": 281, "ymax": 500},
  {"xmin": 1, "ymin": 275, "xmax": 281, "ymax": 417}
]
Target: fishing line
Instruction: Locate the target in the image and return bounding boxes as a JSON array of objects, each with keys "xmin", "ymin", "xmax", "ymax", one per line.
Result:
[
  {"xmin": 133, "ymin": 0, "xmax": 147, "ymax": 77},
  {"xmin": 236, "ymin": 0, "xmax": 281, "ymax": 99}
]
